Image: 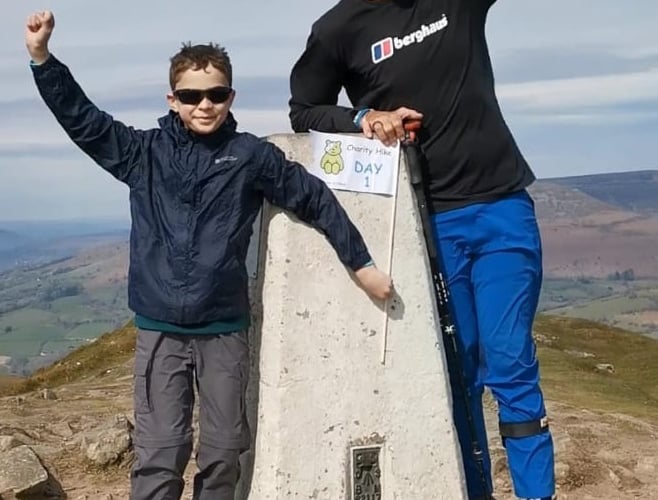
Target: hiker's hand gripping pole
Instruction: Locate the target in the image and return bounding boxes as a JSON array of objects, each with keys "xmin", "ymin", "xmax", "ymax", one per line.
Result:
[{"xmin": 402, "ymin": 118, "xmax": 423, "ymax": 185}]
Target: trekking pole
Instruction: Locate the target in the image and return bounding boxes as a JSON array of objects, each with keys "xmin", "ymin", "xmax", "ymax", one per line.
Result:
[{"xmin": 402, "ymin": 119, "xmax": 492, "ymax": 500}]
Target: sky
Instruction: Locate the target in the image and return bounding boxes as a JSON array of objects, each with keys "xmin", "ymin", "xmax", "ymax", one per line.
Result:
[{"xmin": 1, "ymin": 0, "xmax": 657, "ymax": 220}]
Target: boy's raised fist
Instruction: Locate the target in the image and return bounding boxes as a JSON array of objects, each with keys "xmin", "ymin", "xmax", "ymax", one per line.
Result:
[{"xmin": 25, "ymin": 10, "xmax": 55, "ymax": 64}]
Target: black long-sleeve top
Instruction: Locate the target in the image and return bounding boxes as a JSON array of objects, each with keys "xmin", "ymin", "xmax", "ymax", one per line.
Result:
[{"xmin": 289, "ymin": 0, "xmax": 535, "ymax": 213}]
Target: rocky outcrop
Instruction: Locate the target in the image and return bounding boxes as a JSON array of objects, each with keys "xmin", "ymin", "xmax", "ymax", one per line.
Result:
[
  {"xmin": 76, "ymin": 415, "xmax": 133, "ymax": 467},
  {"xmin": 0, "ymin": 445, "xmax": 49, "ymax": 497}
]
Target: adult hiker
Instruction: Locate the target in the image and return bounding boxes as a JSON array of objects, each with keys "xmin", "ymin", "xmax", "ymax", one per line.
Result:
[{"xmin": 287, "ymin": 1, "xmax": 555, "ymax": 499}]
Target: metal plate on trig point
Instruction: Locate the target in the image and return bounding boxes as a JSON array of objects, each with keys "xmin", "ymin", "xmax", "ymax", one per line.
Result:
[{"xmin": 351, "ymin": 445, "xmax": 382, "ymax": 500}]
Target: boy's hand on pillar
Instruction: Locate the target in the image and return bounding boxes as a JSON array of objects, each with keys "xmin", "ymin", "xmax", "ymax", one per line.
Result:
[
  {"xmin": 355, "ymin": 266, "xmax": 393, "ymax": 301},
  {"xmin": 25, "ymin": 10, "xmax": 54, "ymax": 64}
]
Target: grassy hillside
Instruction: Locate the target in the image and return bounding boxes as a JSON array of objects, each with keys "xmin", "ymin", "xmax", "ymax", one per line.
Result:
[
  {"xmin": 534, "ymin": 315, "xmax": 658, "ymax": 423},
  {"xmin": 0, "ymin": 373, "xmax": 23, "ymax": 393}
]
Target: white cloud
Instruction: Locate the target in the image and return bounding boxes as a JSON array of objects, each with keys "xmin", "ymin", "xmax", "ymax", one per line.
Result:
[
  {"xmin": 515, "ymin": 112, "xmax": 658, "ymax": 127},
  {"xmin": 498, "ymin": 67, "xmax": 658, "ymax": 112}
]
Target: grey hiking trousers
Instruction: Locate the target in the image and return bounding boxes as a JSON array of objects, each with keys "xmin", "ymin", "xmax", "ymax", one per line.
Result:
[{"xmin": 130, "ymin": 329, "xmax": 250, "ymax": 500}]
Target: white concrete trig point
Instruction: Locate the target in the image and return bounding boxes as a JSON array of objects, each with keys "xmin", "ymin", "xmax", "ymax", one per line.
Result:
[{"xmin": 239, "ymin": 133, "xmax": 467, "ymax": 500}]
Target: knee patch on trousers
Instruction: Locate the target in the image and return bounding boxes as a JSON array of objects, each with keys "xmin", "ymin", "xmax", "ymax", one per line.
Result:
[{"xmin": 499, "ymin": 416, "xmax": 549, "ymax": 443}]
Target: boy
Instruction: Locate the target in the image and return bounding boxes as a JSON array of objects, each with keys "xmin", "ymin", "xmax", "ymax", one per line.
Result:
[{"xmin": 26, "ymin": 10, "xmax": 392, "ymax": 500}]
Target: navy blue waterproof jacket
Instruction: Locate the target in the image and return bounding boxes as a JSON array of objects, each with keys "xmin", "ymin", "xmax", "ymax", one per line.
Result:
[{"xmin": 32, "ymin": 56, "xmax": 372, "ymax": 324}]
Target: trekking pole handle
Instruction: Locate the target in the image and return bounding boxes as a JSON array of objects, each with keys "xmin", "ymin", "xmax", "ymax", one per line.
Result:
[
  {"xmin": 403, "ymin": 118, "xmax": 422, "ymax": 144},
  {"xmin": 402, "ymin": 119, "xmax": 424, "ymax": 186}
]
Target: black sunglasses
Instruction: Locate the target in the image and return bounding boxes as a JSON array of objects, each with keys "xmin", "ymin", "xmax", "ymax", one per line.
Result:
[{"xmin": 173, "ymin": 86, "xmax": 233, "ymax": 105}]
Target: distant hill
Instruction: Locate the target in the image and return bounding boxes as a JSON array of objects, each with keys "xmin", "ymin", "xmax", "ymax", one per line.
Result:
[
  {"xmin": 546, "ymin": 170, "xmax": 658, "ymax": 216},
  {"xmin": 0, "ymin": 219, "xmax": 129, "ymax": 272},
  {"xmin": 529, "ymin": 172, "xmax": 658, "ymax": 279},
  {"xmin": 0, "ymin": 218, "xmax": 129, "ymax": 241},
  {"xmin": 0, "ymin": 229, "xmax": 31, "ymax": 252},
  {"xmin": 530, "ymin": 171, "xmax": 658, "ymax": 338},
  {"xmin": 529, "ymin": 181, "xmax": 621, "ymax": 222},
  {"xmin": 0, "ymin": 238, "xmax": 130, "ymax": 376}
]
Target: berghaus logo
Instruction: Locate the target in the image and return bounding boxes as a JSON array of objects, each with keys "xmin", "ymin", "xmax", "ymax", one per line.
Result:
[{"xmin": 371, "ymin": 15, "xmax": 448, "ymax": 64}]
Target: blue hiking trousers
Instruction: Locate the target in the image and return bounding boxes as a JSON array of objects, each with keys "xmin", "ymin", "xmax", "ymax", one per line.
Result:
[{"xmin": 431, "ymin": 190, "xmax": 555, "ymax": 499}]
